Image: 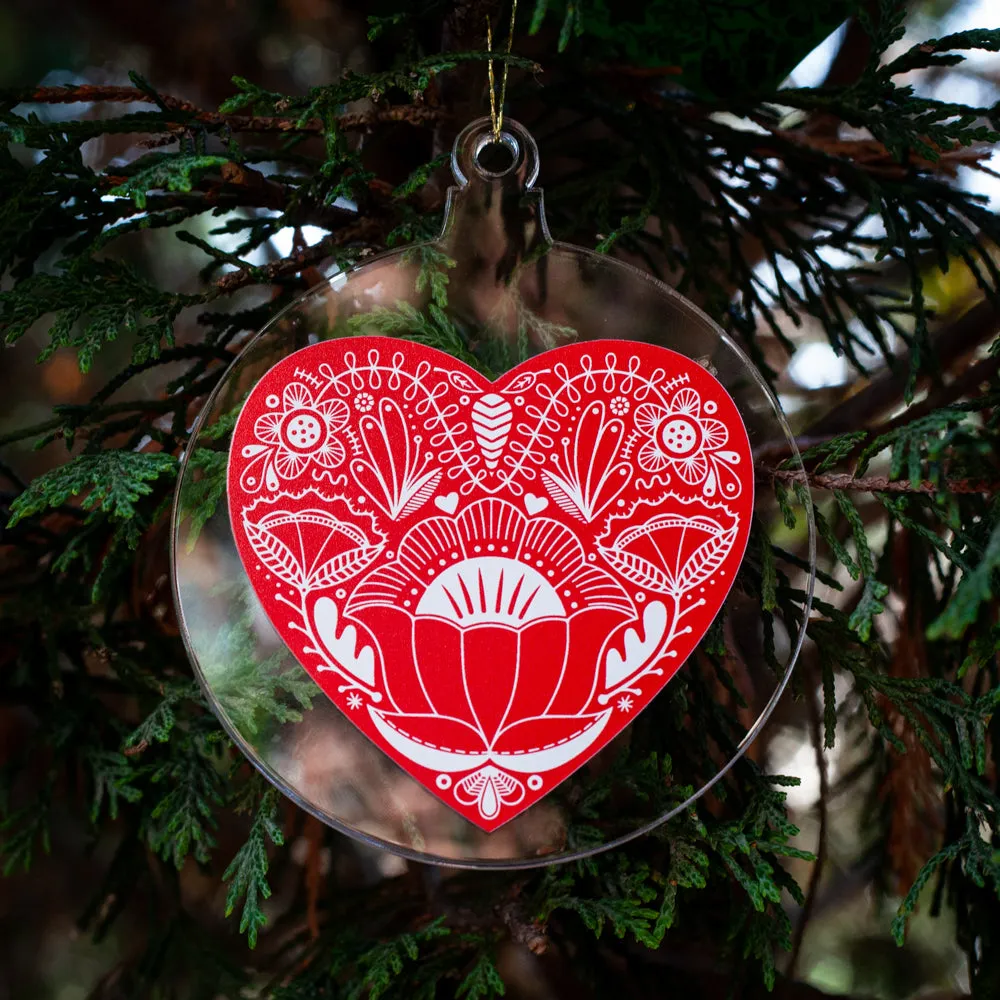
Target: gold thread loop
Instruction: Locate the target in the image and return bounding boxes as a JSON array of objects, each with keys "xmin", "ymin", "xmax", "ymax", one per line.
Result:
[{"xmin": 486, "ymin": 1, "xmax": 518, "ymax": 143}]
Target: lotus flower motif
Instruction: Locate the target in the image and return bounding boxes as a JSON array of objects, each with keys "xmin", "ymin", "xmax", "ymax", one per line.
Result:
[{"xmin": 346, "ymin": 498, "xmax": 633, "ymax": 820}]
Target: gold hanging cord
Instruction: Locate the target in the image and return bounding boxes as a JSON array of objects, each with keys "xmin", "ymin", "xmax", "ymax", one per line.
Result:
[{"xmin": 486, "ymin": 0, "xmax": 519, "ymax": 142}]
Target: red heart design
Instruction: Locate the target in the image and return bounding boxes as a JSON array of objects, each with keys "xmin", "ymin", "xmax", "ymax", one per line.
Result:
[{"xmin": 227, "ymin": 338, "xmax": 753, "ymax": 831}]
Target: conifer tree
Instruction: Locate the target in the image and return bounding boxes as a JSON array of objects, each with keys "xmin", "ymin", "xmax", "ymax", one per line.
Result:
[{"xmin": 2, "ymin": 1, "xmax": 1000, "ymax": 997}]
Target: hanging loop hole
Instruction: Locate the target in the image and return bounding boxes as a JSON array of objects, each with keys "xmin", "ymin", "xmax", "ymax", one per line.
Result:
[
  {"xmin": 475, "ymin": 132, "xmax": 519, "ymax": 177},
  {"xmin": 451, "ymin": 117, "xmax": 539, "ymax": 189}
]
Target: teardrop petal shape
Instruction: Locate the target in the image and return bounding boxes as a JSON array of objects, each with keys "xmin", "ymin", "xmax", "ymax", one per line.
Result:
[{"xmin": 471, "ymin": 393, "xmax": 512, "ymax": 469}]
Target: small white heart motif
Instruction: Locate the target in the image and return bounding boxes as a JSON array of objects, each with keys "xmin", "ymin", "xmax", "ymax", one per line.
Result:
[
  {"xmin": 434, "ymin": 492, "xmax": 459, "ymax": 514},
  {"xmin": 524, "ymin": 493, "xmax": 549, "ymax": 515}
]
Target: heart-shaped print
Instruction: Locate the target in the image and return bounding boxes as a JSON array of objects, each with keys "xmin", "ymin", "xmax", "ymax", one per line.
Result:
[
  {"xmin": 524, "ymin": 493, "xmax": 549, "ymax": 515},
  {"xmin": 435, "ymin": 492, "xmax": 459, "ymax": 514},
  {"xmin": 227, "ymin": 338, "xmax": 753, "ymax": 831}
]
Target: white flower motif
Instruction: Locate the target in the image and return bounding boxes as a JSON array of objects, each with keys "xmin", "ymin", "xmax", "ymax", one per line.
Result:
[
  {"xmin": 634, "ymin": 388, "xmax": 743, "ymax": 498},
  {"xmin": 609, "ymin": 395, "xmax": 630, "ymax": 416},
  {"xmin": 616, "ymin": 695, "xmax": 634, "ymax": 713},
  {"xmin": 346, "ymin": 692, "xmax": 363, "ymax": 710},
  {"xmin": 253, "ymin": 382, "xmax": 349, "ymax": 481},
  {"xmin": 354, "ymin": 392, "xmax": 375, "ymax": 413}
]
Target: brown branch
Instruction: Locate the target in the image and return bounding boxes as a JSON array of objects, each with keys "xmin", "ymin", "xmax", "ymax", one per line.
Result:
[
  {"xmin": 212, "ymin": 218, "xmax": 386, "ymax": 295},
  {"xmin": 28, "ymin": 85, "xmax": 986, "ymax": 185},
  {"xmin": 764, "ymin": 469, "xmax": 1000, "ymax": 495},
  {"xmin": 873, "ymin": 351, "xmax": 1000, "ymax": 438},
  {"xmin": 499, "ymin": 899, "xmax": 548, "ymax": 956},
  {"xmin": 757, "ymin": 132, "xmax": 995, "ymax": 180},
  {"xmin": 20, "ymin": 85, "xmax": 200, "ymax": 110},
  {"xmin": 302, "ymin": 815, "xmax": 323, "ymax": 941},
  {"xmin": 803, "ymin": 299, "xmax": 1000, "ymax": 438},
  {"xmin": 18, "ymin": 86, "xmax": 448, "ymax": 134},
  {"xmin": 755, "ymin": 325, "xmax": 1000, "ymax": 470}
]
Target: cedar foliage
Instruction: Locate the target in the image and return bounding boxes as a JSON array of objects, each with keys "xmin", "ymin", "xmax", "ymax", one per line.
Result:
[{"xmin": 2, "ymin": 0, "xmax": 1000, "ymax": 996}]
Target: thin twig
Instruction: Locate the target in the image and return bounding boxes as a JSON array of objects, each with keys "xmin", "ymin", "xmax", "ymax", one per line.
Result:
[
  {"xmin": 755, "ymin": 353, "xmax": 1000, "ymax": 468},
  {"xmin": 764, "ymin": 469, "xmax": 1000, "ymax": 495},
  {"xmin": 0, "ymin": 376, "xmax": 224, "ymax": 448},
  {"xmin": 16, "ymin": 87, "xmax": 448, "ymax": 134},
  {"xmin": 804, "ymin": 299, "xmax": 1000, "ymax": 438},
  {"xmin": 761, "ymin": 131, "xmax": 995, "ymax": 180},
  {"xmin": 212, "ymin": 218, "xmax": 386, "ymax": 295}
]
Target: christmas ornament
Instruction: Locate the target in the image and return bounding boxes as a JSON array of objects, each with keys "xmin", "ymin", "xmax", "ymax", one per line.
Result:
[
  {"xmin": 227, "ymin": 338, "xmax": 753, "ymax": 830},
  {"xmin": 173, "ymin": 114, "xmax": 815, "ymax": 864}
]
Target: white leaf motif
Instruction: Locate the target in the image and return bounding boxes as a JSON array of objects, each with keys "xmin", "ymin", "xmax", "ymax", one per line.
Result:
[
  {"xmin": 308, "ymin": 543, "xmax": 383, "ymax": 590},
  {"xmin": 502, "ymin": 372, "xmax": 537, "ymax": 394},
  {"xmin": 471, "ymin": 393, "xmax": 513, "ymax": 470},
  {"xmin": 243, "ymin": 507, "xmax": 383, "ymax": 591},
  {"xmin": 352, "ymin": 398, "xmax": 442, "ymax": 520},
  {"xmin": 445, "ymin": 370, "xmax": 481, "ymax": 392},
  {"xmin": 674, "ymin": 524, "xmax": 738, "ymax": 593},
  {"xmin": 597, "ymin": 545, "xmax": 674, "ymax": 593},
  {"xmin": 540, "ymin": 470, "xmax": 587, "ymax": 522},
  {"xmin": 598, "ymin": 511, "xmax": 739, "ymax": 598},
  {"xmin": 397, "ymin": 468, "xmax": 443, "ymax": 519},
  {"xmin": 313, "ymin": 597, "xmax": 376, "ymax": 685},
  {"xmin": 244, "ymin": 518, "xmax": 306, "ymax": 587},
  {"xmin": 604, "ymin": 601, "xmax": 668, "ymax": 688},
  {"xmin": 541, "ymin": 402, "xmax": 629, "ymax": 522}
]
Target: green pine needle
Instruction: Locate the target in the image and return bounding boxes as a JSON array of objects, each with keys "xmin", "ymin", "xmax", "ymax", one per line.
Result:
[
  {"xmin": 928, "ymin": 518, "xmax": 1000, "ymax": 640},
  {"xmin": 456, "ymin": 952, "xmax": 506, "ymax": 1000},
  {"xmin": 7, "ymin": 451, "xmax": 177, "ymax": 527},
  {"xmin": 222, "ymin": 787, "xmax": 284, "ymax": 949}
]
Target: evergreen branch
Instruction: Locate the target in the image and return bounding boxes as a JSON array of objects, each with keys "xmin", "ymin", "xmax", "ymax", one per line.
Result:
[
  {"xmin": 2, "ymin": 5, "xmax": 1000, "ymax": 994},
  {"xmin": 124, "ymin": 680, "xmax": 203, "ymax": 753},
  {"xmin": 0, "ymin": 791, "xmax": 51, "ymax": 875},
  {"xmin": 86, "ymin": 748, "xmax": 143, "ymax": 822},
  {"xmin": 0, "ymin": 259, "xmax": 201, "ymax": 372},
  {"xmin": 455, "ymin": 951, "xmax": 506, "ymax": 999},
  {"xmin": 11, "ymin": 86, "xmax": 451, "ymax": 134},
  {"xmin": 144, "ymin": 729, "xmax": 225, "ymax": 869},
  {"xmin": 6, "ymin": 451, "xmax": 178, "ymax": 527},
  {"xmin": 108, "ymin": 153, "xmax": 232, "ymax": 209},
  {"xmin": 213, "ymin": 218, "xmax": 385, "ymax": 294},
  {"xmin": 766, "ymin": 469, "xmax": 1000, "ymax": 495},
  {"xmin": 223, "ymin": 786, "xmax": 284, "ymax": 949},
  {"xmin": 927, "ymin": 517, "xmax": 1000, "ymax": 640},
  {"xmin": 347, "ymin": 920, "xmax": 451, "ymax": 1000}
]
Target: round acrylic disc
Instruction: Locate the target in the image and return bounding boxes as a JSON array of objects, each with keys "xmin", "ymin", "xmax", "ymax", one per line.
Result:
[{"xmin": 172, "ymin": 118, "xmax": 815, "ymax": 868}]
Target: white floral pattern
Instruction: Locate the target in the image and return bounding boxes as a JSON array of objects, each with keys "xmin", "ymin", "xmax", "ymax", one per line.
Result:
[
  {"xmin": 229, "ymin": 341, "xmax": 754, "ymax": 829},
  {"xmin": 253, "ymin": 382, "xmax": 350, "ymax": 481},
  {"xmin": 634, "ymin": 388, "xmax": 743, "ymax": 498}
]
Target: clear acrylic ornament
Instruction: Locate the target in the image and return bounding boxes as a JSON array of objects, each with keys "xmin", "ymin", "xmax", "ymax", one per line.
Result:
[{"xmin": 171, "ymin": 117, "xmax": 816, "ymax": 868}]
